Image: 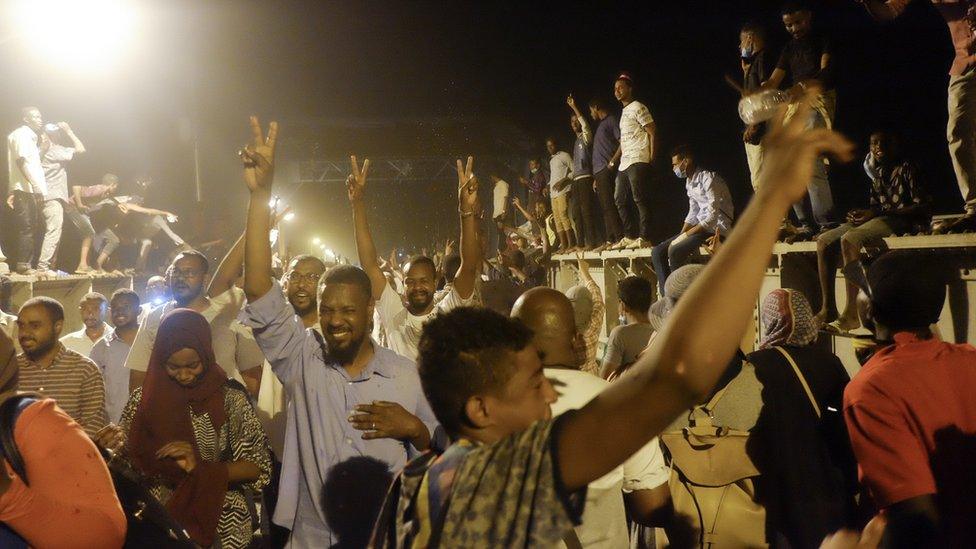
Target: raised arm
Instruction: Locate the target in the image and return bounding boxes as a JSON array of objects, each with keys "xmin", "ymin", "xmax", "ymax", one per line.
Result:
[
  {"xmin": 209, "ymin": 232, "xmax": 245, "ymax": 298},
  {"xmin": 567, "ymin": 95, "xmax": 591, "ymax": 146},
  {"xmin": 858, "ymin": 0, "xmax": 908, "ymax": 22},
  {"xmin": 59, "ymin": 122, "xmax": 86, "ymax": 154},
  {"xmin": 453, "ymin": 156, "xmax": 481, "ymax": 300},
  {"xmin": 556, "ymin": 90, "xmax": 855, "ymax": 490},
  {"xmin": 241, "ymin": 116, "xmax": 279, "ymax": 302},
  {"xmin": 347, "ymin": 156, "xmax": 388, "ymax": 300}
]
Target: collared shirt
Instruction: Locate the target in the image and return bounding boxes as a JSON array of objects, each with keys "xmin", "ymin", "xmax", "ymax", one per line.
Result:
[
  {"xmin": 240, "ymin": 281, "xmax": 439, "ymax": 547},
  {"xmin": 619, "ymin": 101, "xmax": 654, "ymax": 171},
  {"xmin": 88, "ymin": 329, "xmax": 132, "ymax": 424},
  {"xmin": 592, "ymin": 114, "xmax": 620, "ymax": 174},
  {"xmin": 7, "ymin": 125, "xmax": 46, "ymax": 195},
  {"xmin": 41, "ymin": 144, "xmax": 75, "ymax": 203},
  {"xmin": 376, "ymin": 282, "xmax": 475, "ymax": 362},
  {"xmin": 526, "ymin": 170, "xmax": 547, "ymax": 195},
  {"xmin": 125, "ymin": 288, "xmax": 264, "ymax": 384},
  {"xmin": 844, "ymin": 332, "xmax": 976, "ymax": 547},
  {"xmin": 548, "ymin": 151, "xmax": 574, "ymax": 199},
  {"xmin": 683, "ymin": 169, "xmax": 734, "ymax": 235},
  {"xmin": 17, "ymin": 343, "xmax": 107, "ymax": 436},
  {"xmin": 572, "ymin": 117, "xmax": 593, "ymax": 178},
  {"xmin": 547, "ymin": 368, "xmax": 668, "ymax": 548},
  {"xmin": 60, "ymin": 324, "xmax": 108, "ymax": 357}
]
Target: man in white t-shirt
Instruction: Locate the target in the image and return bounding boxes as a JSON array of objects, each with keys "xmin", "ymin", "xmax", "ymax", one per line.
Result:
[
  {"xmin": 489, "ymin": 172, "xmax": 510, "ymax": 253},
  {"xmin": 7, "ymin": 107, "xmax": 49, "ymax": 274},
  {"xmin": 614, "ymin": 73, "xmax": 657, "ymax": 249},
  {"xmin": 512, "ymin": 286, "xmax": 670, "ymax": 547},
  {"xmin": 38, "ymin": 122, "xmax": 86, "ymax": 276},
  {"xmin": 125, "ymin": 248, "xmax": 265, "ymax": 396},
  {"xmin": 349, "ymin": 155, "xmax": 481, "ymax": 361}
]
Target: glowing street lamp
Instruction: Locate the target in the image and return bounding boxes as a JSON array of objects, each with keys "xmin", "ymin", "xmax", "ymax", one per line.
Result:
[
  {"xmin": 312, "ymin": 237, "xmax": 321, "ymax": 246},
  {"xmin": 283, "ymin": 212, "xmax": 295, "ymax": 222}
]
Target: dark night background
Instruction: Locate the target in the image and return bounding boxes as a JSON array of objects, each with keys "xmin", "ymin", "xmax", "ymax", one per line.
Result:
[{"xmin": 0, "ymin": 0, "xmax": 960, "ymax": 263}]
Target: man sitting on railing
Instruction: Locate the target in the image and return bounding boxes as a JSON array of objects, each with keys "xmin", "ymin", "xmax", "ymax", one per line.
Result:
[{"xmin": 814, "ymin": 131, "xmax": 930, "ymax": 332}]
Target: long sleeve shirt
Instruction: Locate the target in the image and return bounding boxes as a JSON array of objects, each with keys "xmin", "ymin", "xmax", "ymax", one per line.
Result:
[
  {"xmin": 684, "ymin": 169, "xmax": 734, "ymax": 235},
  {"xmin": 580, "ymin": 278, "xmax": 605, "ymax": 376},
  {"xmin": 239, "ymin": 281, "xmax": 440, "ymax": 547}
]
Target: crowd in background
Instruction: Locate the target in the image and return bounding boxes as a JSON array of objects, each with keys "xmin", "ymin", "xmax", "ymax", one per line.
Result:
[{"xmin": 0, "ymin": 1, "xmax": 974, "ymax": 548}]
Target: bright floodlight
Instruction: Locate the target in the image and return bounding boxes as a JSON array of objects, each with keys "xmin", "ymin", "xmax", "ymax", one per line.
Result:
[
  {"xmin": 283, "ymin": 212, "xmax": 295, "ymax": 222},
  {"xmin": 324, "ymin": 249, "xmax": 336, "ymax": 258},
  {"xmin": 12, "ymin": 0, "xmax": 139, "ymax": 73},
  {"xmin": 312, "ymin": 237, "xmax": 321, "ymax": 245}
]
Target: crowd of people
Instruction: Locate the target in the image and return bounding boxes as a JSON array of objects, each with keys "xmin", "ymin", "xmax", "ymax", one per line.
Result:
[{"xmin": 0, "ymin": 1, "xmax": 974, "ymax": 548}]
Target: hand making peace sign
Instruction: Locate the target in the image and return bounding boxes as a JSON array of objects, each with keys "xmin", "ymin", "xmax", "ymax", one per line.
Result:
[{"xmin": 240, "ymin": 116, "xmax": 278, "ymax": 193}]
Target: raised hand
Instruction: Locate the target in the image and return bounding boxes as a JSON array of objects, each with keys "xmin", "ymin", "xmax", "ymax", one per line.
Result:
[
  {"xmin": 757, "ymin": 87, "xmax": 854, "ymax": 204},
  {"xmin": 241, "ymin": 116, "xmax": 279, "ymax": 193},
  {"xmin": 346, "ymin": 155, "xmax": 371, "ymax": 202},
  {"xmin": 457, "ymin": 156, "xmax": 479, "ymax": 213},
  {"xmin": 444, "ymin": 239, "xmax": 456, "ymax": 256},
  {"xmin": 576, "ymin": 251, "xmax": 592, "ymax": 281},
  {"xmin": 566, "ymin": 94, "xmax": 577, "ymax": 109}
]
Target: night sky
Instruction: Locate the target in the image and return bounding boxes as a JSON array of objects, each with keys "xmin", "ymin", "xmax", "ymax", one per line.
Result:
[{"xmin": 0, "ymin": 0, "xmax": 959, "ymax": 260}]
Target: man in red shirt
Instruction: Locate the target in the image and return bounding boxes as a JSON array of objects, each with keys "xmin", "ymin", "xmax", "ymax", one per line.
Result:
[{"xmin": 843, "ymin": 250, "xmax": 976, "ymax": 547}]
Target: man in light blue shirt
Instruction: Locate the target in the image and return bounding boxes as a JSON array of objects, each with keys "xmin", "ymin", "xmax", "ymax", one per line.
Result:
[
  {"xmin": 652, "ymin": 144, "xmax": 734, "ymax": 294},
  {"xmin": 237, "ymin": 117, "xmax": 438, "ymax": 548},
  {"xmin": 89, "ymin": 289, "xmax": 141, "ymax": 424}
]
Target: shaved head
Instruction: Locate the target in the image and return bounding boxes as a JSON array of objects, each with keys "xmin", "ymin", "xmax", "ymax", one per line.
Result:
[{"xmin": 511, "ymin": 287, "xmax": 580, "ymax": 368}]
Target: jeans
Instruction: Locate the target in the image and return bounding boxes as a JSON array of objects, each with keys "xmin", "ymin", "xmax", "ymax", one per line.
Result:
[
  {"xmin": 569, "ymin": 176, "xmax": 601, "ymax": 248},
  {"xmin": 615, "ymin": 162, "xmax": 654, "ymax": 240},
  {"xmin": 37, "ymin": 199, "xmax": 64, "ymax": 271},
  {"xmin": 65, "ymin": 207, "xmax": 96, "ymax": 239},
  {"xmin": 789, "ymin": 95, "xmax": 836, "ymax": 231},
  {"xmin": 11, "ymin": 191, "xmax": 41, "ymax": 271},
  {"xmin": 948, "ymin": 64, "xmax": 976, "ymax": 213},
  {"xmin": 651, "ymin": 231, "xmax": 710, "ymax": 294},
  {"xmin": 594, "ymin": 168, "xmax": 623, "ymax": 242}
]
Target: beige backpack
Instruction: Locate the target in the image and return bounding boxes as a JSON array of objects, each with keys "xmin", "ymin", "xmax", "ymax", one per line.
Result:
[{"xmin": 661, "ymin": 349, "xmax": 821, "ymax": 548}]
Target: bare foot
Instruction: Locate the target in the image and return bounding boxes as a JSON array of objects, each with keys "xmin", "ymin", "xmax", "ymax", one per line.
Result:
[{"xmin": 836, "ymin": 311, "xmax": 861, "ymax": 332}]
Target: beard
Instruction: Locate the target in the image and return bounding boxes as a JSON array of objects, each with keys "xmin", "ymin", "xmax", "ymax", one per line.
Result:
[
  {"xmin": 288, "ymin": 296, "xmax": 317, "ymax": 318},
  {"xmin": 23, "ymin": 337, "xmax": 56, "ymax": 361},
  {"xmin": 406, "ymin": 291, "xmax": 432, "ymax": 313},
  {"xmin": 325, "ymin": 331, "xmax": 367, "ymax": 364}
]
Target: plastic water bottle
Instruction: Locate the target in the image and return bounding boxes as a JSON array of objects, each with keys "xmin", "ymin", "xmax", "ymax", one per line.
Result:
[{"xmin": 738, "ymin": 89, "xmax": 790, "ymax": 125}]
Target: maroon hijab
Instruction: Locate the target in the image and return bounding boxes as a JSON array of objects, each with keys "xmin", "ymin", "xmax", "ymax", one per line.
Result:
[{"xmin": 127, "ymin": 308, "xmax": 229, "ymax": 546}]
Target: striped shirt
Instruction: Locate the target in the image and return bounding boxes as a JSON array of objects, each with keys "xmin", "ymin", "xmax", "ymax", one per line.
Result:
[{"xmin": 18, "ymin": 343, "xmax": 108, "ymax": 436}]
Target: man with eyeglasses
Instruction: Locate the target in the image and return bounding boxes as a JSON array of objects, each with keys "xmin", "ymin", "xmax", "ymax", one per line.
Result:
[{"xmin": 124, "ymin": 248, "xmax": 265, "ymax": 395}]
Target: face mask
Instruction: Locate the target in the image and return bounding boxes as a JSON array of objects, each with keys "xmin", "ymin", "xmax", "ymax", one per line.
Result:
[
  {"xmin": 618, "ymin": 314, "xmax": 628, "ymax": 326},
  {"xmin": 674, "ymin": 165, "xmax": 687, "ymax": 179},
  {"xmin": 530, "ymin": 168, "xmax": 538, "ymax": 174},
  {"xmin": 741, "ymin": 46, "xmax": 754, "ymax": 60}
]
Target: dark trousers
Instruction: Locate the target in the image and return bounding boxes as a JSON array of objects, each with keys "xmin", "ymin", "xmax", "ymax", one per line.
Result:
[
  {"xmin": 594, "ymin": 168, "xmax": 623, "ymax": 243},
  {"xmin": 11, "ymin": 191, "xmax": 41, "ymax": 271},
  {"xmin": 569, "ymin": 176, "xmax": 602, "ymax": 248},
  {"xmin": 651, "ymin": 231, "xmax": 710, "ymax": 294},
  {"xmin": 615, "ymin": 162, "xmax": 654, "ymax": 240}
]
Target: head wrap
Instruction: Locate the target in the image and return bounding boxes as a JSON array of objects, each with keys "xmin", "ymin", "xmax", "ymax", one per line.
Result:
[
  {"xmin": 649, "ymin": 264, "xmax": 705, "ymax": 331},
  {"xmin": 759, "ymin": 288, "xmax": 818, "ymax": 349},
  {"xmin": 126, "ymin": 309, "xmax": 228, "ymax": 546}
]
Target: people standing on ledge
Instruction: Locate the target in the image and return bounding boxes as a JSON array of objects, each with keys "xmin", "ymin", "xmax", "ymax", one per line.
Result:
[{"xmin": 613, "ymin": 72, "xmax": 657, "ymax": 249}]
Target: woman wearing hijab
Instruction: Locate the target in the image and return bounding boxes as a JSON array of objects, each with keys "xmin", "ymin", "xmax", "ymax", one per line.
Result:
[
  {"xmin": 118, "ymin": 309, "xmax": 270, "ymax": 548},
  {"xmin": 0, "ymin": 319, "xmax": 126, "ymax": 548},
  {"xmin": 746, "ymin": 289, "xmax": 861, "ymax": 547}
]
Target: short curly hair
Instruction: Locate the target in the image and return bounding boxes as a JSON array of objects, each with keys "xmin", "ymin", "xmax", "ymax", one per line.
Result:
[
  {"xmin": 418, "ymin": 307, "xmax": 534, "ymax": 437},
  {"xmin": 617, "ymin": 276, "xmax": 654, "ymax": 314}
]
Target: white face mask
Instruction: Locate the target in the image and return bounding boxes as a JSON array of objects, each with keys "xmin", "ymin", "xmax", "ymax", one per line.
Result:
[
  {"xmin": 530, "ymin": 168, "xmax": 539, "ymax": 174},
  {"xmin": 618, "ymin": 314, "xmax": 628, "ymax": 326}
]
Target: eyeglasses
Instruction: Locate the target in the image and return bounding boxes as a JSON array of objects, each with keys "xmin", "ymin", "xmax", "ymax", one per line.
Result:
[
  {"xmin": 287, "ymin": 272, "xmax": 322, "ymax": 285},
  {"xmin": 171, "ymin": 269, "xmax": 203, "ymax": 280}
]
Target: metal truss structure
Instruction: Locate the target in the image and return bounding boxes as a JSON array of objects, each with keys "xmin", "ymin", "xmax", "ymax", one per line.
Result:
[{"xmin": 297, "ymin": 156, "xmax": 524, "ymax": 184}]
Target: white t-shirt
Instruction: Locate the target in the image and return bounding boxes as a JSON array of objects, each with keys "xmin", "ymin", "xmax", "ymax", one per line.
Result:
[
  {"xmin": 7, "ymin": 125, "xmax": 47, "ymax": 195},
  {"xmin": 124, "ymin": 288, "xmax": 264, "ymax": 383},
  {"xmin": 619, "ymin": 101, "xmax": 654, "ymax": 171},
  {"xmin": 546, "ymin": 368, "xmax": 669, "ymax": 549},
  {"xmin": 376, "ymin": 283, "xmax": 474, "ymax": 361},
  {"xmin": 60, "ymin": 324, "xmax": 108, "ymax": 357},
  {"xmin": 492, "ymin": 179, "xmax": 509, "ymax": 219},
  {"xmin": 548, "ymin": 151, "xmax": 574, "ymax": 199}
]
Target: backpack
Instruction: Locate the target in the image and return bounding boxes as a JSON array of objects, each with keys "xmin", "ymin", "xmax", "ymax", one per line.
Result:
[{"xmin": 660, "ymin": 347, "xmax": 826, "ymax": 548}]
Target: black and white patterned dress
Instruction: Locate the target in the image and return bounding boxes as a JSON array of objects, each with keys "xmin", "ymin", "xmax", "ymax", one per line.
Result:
[{"xmin": 119, "ymin": 382, "xmax": 272, "ymax": 549}]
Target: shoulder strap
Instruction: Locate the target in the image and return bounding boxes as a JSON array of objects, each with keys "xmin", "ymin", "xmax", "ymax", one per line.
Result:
[{"xmin": 773, "ymin": 346, "xmax": 820, "ymax": 418}]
